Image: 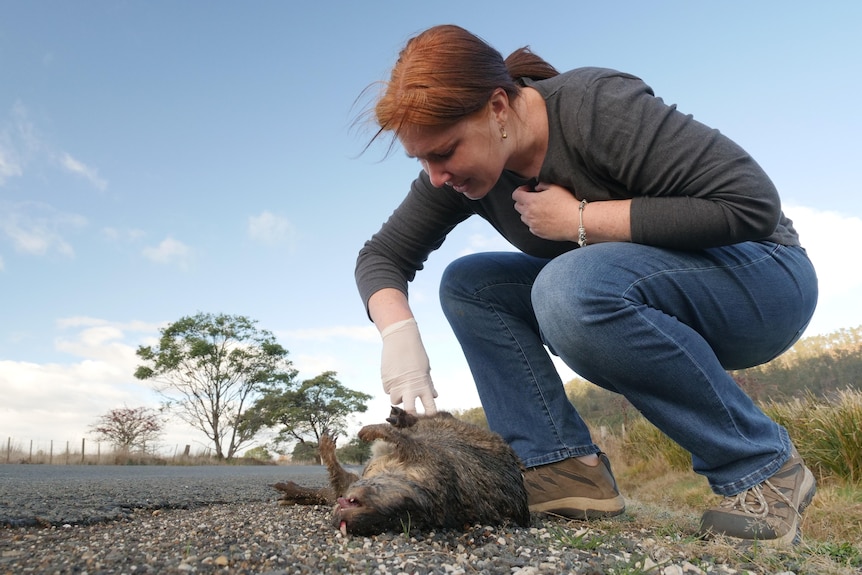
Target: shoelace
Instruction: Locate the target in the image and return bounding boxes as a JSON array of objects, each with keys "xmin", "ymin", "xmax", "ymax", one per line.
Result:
[{"xmin": 719, "ymin": 479, "xmax": 800, "ymax": 520}]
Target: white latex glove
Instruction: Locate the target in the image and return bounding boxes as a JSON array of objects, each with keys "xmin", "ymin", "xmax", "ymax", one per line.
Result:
[{"xmin": 380, "ymin": 318, "xmax": 438, "ymax": 414}]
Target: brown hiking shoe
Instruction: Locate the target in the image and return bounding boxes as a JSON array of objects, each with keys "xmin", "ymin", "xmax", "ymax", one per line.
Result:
[
  {"xmin": 699, "ymin": 447, "xmax": 816, "ymax": 546},
  {"xmin": 524, "ymin": 453, "xmax": 625, "ymax": 519}
]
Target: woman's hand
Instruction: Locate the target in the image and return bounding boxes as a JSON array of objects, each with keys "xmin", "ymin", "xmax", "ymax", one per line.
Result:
[
  {"xmin": 369, "ymin": 288, "xmax": 438, "ymax": 414},
  {"xmin": 513, "ymin": 183, "xmax": 633, "ymax": 244},
  {"xmin": 380, "ymin": 318, "xmax": 438, "ymax": 414},
  {"xmin": 512, "ymin": 183, "xmax": 580, "ymax": 242}
]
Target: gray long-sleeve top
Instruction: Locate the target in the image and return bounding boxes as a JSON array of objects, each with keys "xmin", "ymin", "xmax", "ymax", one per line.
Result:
[{"xmin": 355, "ymin": 67, "xmax": 800, "ymax": 311}]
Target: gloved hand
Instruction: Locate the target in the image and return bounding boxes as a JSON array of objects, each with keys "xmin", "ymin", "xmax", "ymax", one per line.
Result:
[{"xmin": 380, "ymin": 318, "xmax": 438, "ymax": 414}]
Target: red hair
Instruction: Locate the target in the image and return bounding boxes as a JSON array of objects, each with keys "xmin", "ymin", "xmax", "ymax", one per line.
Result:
[{"xmin": 368, "ymin": 25, "xmax": 558, "ymax": 147}]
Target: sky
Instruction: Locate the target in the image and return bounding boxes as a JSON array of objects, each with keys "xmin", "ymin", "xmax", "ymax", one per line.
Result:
[{"xmin": 2, "ymin": 1, "xmax": 861, "ymax": 457}]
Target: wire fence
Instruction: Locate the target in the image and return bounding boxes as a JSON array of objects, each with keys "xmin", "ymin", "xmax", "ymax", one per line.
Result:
[{"xmin": 3, "ymin": 436, "xmax": 211, "ymax": 465}]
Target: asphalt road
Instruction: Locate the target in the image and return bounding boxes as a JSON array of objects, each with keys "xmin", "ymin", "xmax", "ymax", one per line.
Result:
[{"xmin": 0, "ymin": 463, "xmax": 330, "ymax": 527}]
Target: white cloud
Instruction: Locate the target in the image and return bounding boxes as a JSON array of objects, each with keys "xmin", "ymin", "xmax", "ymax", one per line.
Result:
[
  {"xmin": 0, "ymin": 319, "xmax": 201, "ymax": 452},
  {"xmin": 53, "ymin": 318, "xmax": 166, "ymax": 366},
  {"xmin": 54, "ymin": 316, "xmax": 161, "ymax": 361},
  {"xmin": 0, "ymin": 102, "xmax": 41, "ymax": 186},
  {"xmin": 142, "ymin": 236, "xmax": 193, "ymax": 269},
  {"xmin": 2, "ymin": 104, "xmax": 108, "ymax": 191},
  {"xmin": 59, "ymin": 152, "xmax": 108, "ymax": 191},
  {"xmin": 0, "ymin": 201, "xmax": 87, "ymax": 257},
  {"xmin": 1, "ymin": 343, "xmax": 150, "ymax": 443},
  {"xmin": 784, "ymin": 204, "xmax": 862, "ymax": 335},
  {"xmin": 247, "ymin": 211, "xmax": 295, "ymax": 247},
  {"xmin": 1, "ymin": 359, "xmax": 131, "ymax": 415},
  {"xmin": 0, "ymin": 143, "xmax": 23, "ymax": 185},
  {"xmin": 784, "ymin": 204, "xmax": 862, "ymax": 298},
  {"xmin": 56, "ymin": 326, "xmax": 137, "ymax": 364}
]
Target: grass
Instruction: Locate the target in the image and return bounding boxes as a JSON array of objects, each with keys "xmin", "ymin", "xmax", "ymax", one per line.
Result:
[
  {"xmin": 542, "ymin": 487, "xmax": 861, "ymax": 574},
  {"xmin": 400, "ymin": 511, "xmax": 413, "ymax": 537},
  {"xmin": 765, "ymin": 388, "xmax": 862, "ymax": 484},
  {"xmin": 592, "ymin": 390, "xmax": 862, "ymax": 575},
  {"xmin": 546, "ymin": 523, "xmax": 607, "ymax": 550}
]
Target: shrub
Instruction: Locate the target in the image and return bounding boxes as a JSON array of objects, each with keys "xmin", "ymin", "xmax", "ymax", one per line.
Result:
[
  {"xmin": 620, "ymin": 388, "xmax": 862, "ymax": 485},
  {"xmin": 621, "ymin": 415, "xmax": 691, "ymax": 472},
  {"xmin": 764, "ymin": 388, "xmax": 862, "ymax": 484}
]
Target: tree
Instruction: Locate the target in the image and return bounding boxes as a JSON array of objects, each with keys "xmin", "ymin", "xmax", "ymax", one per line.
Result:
[
  {"xmin": 291, "ymin": 441, "xmax": 319, "ymax": 464},
  {"xmin": 247, "ymin": 370, "xmax": 372, "ymax": 463},
  {"xmin": 90, "ymin": 406, "xmax": 163, "ymax": 453},
  {"xmin": 134, "ymin": 312, "xmax": 297, "ymax": 460},
  {"xmin": 450, "ymin": 406, "xmax": 489, "ymax": 428},
  {"xmin": 336, "ymin": 435, "xmax": 373, "ymax": 465},
  {"xmin": 242, "ymin": 445, "xmax": 273, "ymax": 462}
]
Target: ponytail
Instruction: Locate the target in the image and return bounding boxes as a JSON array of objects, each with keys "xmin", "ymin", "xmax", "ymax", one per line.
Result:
[{"xmin": 504, "ymin": 47, "xmax": 559, "ymax": 82}]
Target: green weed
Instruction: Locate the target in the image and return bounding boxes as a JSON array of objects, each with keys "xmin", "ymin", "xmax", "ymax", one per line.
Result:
[{"xmin": 546, "ymin": 523, "xmax": 607, "ymax": 551}]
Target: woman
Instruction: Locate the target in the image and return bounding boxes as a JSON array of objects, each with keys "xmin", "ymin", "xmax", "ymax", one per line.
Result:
[{"xmin": 355, "ymin": 24, "xmax": 818, "ymax": 545}]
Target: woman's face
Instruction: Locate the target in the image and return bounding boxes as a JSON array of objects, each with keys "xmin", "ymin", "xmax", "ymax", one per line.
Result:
[{"xmin": 399, "ymin": 106, "xmax": 507, "ymax": 200}]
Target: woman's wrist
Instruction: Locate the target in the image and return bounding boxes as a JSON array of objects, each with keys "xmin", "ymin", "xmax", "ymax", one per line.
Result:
[
  {"xmin": 574, "ymin": 199, "xmax": 632, "ymax": 244},
  {"xmin": 577, "ymin": 199, "xmax": 588, "ymax": 247}
]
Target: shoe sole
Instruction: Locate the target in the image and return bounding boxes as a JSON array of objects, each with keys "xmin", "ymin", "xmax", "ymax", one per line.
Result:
[{"xmin": 529, "ymin": 494, "xmax": 626, "ymax": 519}]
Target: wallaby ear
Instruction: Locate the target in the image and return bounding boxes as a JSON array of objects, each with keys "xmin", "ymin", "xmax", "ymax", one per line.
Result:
[
  {"xmin": 386, "ymin": 405, "xmax": 403, "ymax": 425},
  {"xmin": 386, "ymin": 406, "xmax": 418, "ymax": 429}
]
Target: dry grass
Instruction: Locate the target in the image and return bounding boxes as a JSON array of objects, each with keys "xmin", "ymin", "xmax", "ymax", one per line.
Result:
[
  {"xmin": 599, "ymin": 431, "xmax": 862, "ymax": 574},
  {"xmin": 765, "ymin": 388, "xmax": 862, "ymax": 484}
]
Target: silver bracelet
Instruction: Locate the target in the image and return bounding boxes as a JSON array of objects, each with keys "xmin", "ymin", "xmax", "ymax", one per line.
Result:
[{"xmin": 577, "ymin": 199, "xmax": 588, "ymax": 248}]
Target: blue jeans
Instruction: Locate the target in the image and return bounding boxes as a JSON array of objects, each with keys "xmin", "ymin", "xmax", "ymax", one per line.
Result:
[{"xmin": 439, "ymin": 242, "xmax": 817, "ymax": 496}]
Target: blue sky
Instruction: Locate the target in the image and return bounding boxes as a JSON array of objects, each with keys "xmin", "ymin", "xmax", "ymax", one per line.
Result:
[{"xmin": 2, "ymin": 1, "xmax": 861, "ymax": 455}]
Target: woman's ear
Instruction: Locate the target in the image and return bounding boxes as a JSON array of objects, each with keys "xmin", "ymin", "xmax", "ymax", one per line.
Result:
[{"xmin": 488, "ymin": 87, "xmax": 510, "ymax": 124}]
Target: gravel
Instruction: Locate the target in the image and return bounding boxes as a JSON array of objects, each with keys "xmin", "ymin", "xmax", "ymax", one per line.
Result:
[
  {"xmin": 2, "ymin": 501, "xmax": 738, "ymax": 575},
  {"xmin": 0, "ymin": 464, "xmax": 826, "ymax": 574}
]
